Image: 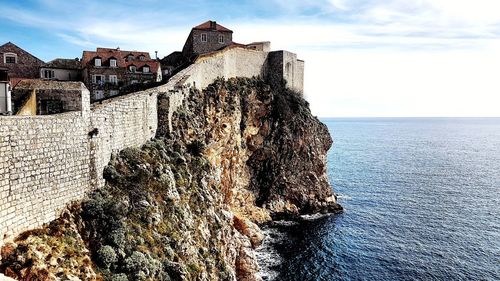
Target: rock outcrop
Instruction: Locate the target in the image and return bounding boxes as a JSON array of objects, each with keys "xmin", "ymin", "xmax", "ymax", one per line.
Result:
[{"xmin": 1, "ymin": 78, "xmax": 341, "ymax": 280}]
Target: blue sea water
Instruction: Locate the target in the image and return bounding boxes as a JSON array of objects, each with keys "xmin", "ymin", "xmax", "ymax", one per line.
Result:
[{"xmin": 256, "ymin": 118, "xmax": 500, "ymax": 281}]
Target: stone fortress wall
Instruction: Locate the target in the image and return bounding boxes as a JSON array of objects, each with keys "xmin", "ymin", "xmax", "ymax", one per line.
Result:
[{"xmin": 0, "ymin": 46, "xmax": 303, "ymax": 244}]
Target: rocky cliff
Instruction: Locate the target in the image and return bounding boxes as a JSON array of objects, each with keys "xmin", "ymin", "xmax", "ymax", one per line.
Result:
[{"xmin": 1, "ymin": 78, "xmax": 341, "ymax": 281}]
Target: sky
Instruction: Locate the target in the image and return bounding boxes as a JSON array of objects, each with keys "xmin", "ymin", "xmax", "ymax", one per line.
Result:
[{"xmin": 1, "ymin": 0, "xmax": 500, "ymax": 117}]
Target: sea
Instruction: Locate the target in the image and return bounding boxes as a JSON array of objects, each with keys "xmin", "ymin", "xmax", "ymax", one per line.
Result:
[{"xmin": 256, "ymin": 118, "xmax": 500, "ymax": 281}]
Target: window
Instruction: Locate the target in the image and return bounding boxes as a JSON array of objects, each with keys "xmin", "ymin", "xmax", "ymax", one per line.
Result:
[
  {"xmin": 43, "ymin": 69, "xmax": 54, "ymax": 79},
  {"xmin": 4, "ymin": 53, "xmax": 17, "ymax": 64},
  {"xmin": 110, "ymin": 59, "xmax": 117, "ymax": 67},
  {"xmin": 218, "ymin": 35, "xmax": 224, "ymax": 43},
  {"xmin": 109, "ymin": 90, "xmax": 119, "ymax": 96},
  {"xmin": 5, "ymin": 56, "xmax": 16, "ymax": 64},
  {"xmin": 143, "ymin": 66, "xmax": 150, "ymax": 73},
  {"xmin": 92, "ymin": 74, "xmax": 105, "ymax": 84},
  {"xmin": 139, "ymin": 55, "xmax": 145, "ymax": 61},
  {"xmin": 127, "ymin": 55, "xmax": 134, "ymax": 61},
  {"xmin": 130, "ymin": 80, "xmax": 138, "ymax": 84},
  {"xmin": 201, "ymin": 33, "xmax": 207, "ymax": 42},
  {"xmin": 94, "ymin": 90, "xmax": 104, "ymax": 100},
  {"xmin": 94, "ymin": 58, "xmax": 102, "ymax": 66},
  {"xmin": 109, "ymin": 75, "xmax": 118, "ymax": 84},
  {"xmin": 129, "ymin": 65, "xmax": 136, "ymax": 72}
]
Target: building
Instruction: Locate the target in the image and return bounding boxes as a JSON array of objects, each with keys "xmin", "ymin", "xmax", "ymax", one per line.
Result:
[
  {"xmin": 0, "ymin": 69, "xmax": 11, "ymax": 115},
  {"xmin": 162, "ymin": 20, "xmax": 304, "ymax": 93},
  {"xmin": 182, "ymin": 20, "xmax": 233, "ymax": 59},
  {"xmin": 81, "ymin": 47, "xmax": 161, "ymax": 101},
  {"xmin": 0, "ymin": 42, "xmax": 45, "ymax": 114},
  {"xmin": 160, "ymin": 51, "xmax": 184, "ymax": 78},
  {"xmin": 11, "ymin": 79, "xmax": 85, "ymax": 115},
  {"xmin": 162, "ymin": 20, "xmax": 236, "ymax": 79},
  {"xmin": 40, "ymin": 58, "xmax": 82, "ymax": 81},
  {"xmin": 267, "ymin": 51, "xmax": 305, "ymax": 93},
  {"xmin": 0, "ymin": 42, "xmax": 44, "ymax": 84}
]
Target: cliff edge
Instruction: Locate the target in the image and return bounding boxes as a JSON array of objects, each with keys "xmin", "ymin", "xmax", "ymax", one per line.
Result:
[{"xmin": 1, "ymin": 78, "xmax": 341, "ymax": 281}]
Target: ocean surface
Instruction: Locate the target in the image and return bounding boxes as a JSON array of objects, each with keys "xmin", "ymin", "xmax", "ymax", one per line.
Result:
[{"xmin": 256, "ymin": 118, "xmax": 500, "ymax": 281}]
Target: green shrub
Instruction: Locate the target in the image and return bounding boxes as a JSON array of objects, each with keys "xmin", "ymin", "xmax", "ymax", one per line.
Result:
[{"xmin": 97, "ymin": 245, "xmax": 117, "ymax": 269}]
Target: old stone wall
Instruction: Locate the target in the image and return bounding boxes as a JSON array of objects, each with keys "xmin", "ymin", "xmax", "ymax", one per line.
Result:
[
  {"xmin": 0, "ymin": 112, "xmax": 91, "ymax": 241},
  {"xmin": 89, "ymin": 91, "xmax": 158, "ymax": 188},
  {"xmin": 183, "ymin": 47, "xmax": 268, "ymax": 90},
  {"xmin": 0, "ymin": 84, "xmax": 158, "ymax": 242}
]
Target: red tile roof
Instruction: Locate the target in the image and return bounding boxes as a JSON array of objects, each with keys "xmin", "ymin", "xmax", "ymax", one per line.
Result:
[
  {"xmin": 193, "ymin": 21, "xmax": 233, "ymax": 32},
  {"xmin": 81, "ymin": 48, "xmax": 159, "ymax": 72}
]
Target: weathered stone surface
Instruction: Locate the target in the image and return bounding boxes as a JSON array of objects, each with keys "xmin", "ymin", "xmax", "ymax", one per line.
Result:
[
  {"xmin": 0, "ymin": 85, "xmax": 157, "ymax": 245},
  {"xmin": 161, "ymin": 78, "xmax": 341, "ymax": 220}
]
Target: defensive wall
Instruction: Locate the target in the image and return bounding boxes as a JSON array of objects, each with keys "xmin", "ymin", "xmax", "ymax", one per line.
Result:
[{"xmin": 0, "ymin": 46, "xmax": 303, "ymax": 244}]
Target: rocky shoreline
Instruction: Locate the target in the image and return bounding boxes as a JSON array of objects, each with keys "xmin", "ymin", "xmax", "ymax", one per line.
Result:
[{"xmin": 1, "ymin": 78, "xmax": 341, "ymax": 280}]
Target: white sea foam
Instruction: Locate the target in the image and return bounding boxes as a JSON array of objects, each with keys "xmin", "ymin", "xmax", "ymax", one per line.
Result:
[
  {"xmin": 336, "ymin": 194, "xmax": 352, "ymax": 200},
  {"xmin": 300, "ymin": 213, "xmax": 331, "ymax": 220},
  {"xmin": 255, "ymin": 227, "xmax": 285, "ymax": 281}
]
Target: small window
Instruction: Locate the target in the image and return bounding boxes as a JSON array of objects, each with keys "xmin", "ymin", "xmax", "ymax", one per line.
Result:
[
  {"xmin": 94, "ymin": 58, "xmax": 101, "ymax": 66},
  {"xmin": 92, "ymin": 74, "xmax": 104, "ymax": 84},
  {"xmin": 127, "ymin": 55, "xmax": 134, "ymax": 61},
  {"xmin": 143, "ymin": 66, "xmax": 150, "ymax": 73},
  {"xmin": 4, "ymin": 53, "xmax": 17, "ymax": 64},
  {"xmin": 201, "ymin": 33, "xmax": 207, "ymax": 42},
  {"xmin": 218, "ymin": 35, "xmax": 224, "ymax": 43},
  {"xmin": 109, "ymin": 75, "xmax": 118, "ymax": 84},
  {"xmin": 94, "ymin": 90, "xmax": 104, "ymax": 100},
  {"xmin": 139, "ymin": 55, "xmax": 145, "ymax": 61},
  {"xmin": 109, "ymin": 90, "xmax": 119, "ymax": 96},
  {"xmin": 110, "ymin": 59, "xmax": 117, "ymax": 67},
  {"xmin": 129, "ymin": 65, "xmax": 136, "ymax": 72},
  {"xmin": 43, "ymin": 70, "xmax": 54, "ymax": 79},
  {"xmin": 5, "ymin": 56, "xmax": 16, "ymax": 64},
  {"xmin": 131, "ymin": 80, "xmax": 138, "ymax": 84}
]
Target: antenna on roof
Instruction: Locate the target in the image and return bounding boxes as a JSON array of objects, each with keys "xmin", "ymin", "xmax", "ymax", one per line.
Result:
[
  {"xmin": 155, "ymin": 51, "xmax": 158, "ymax": 59},
  {"xmin": 117, "ymin": 46, "xmax": 120, "ymax": 50}
]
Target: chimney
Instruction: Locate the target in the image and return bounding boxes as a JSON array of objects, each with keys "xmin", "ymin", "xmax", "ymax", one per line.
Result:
[{"xmin": 210, "ymin": 21, "xmax": 217, "ymax": 30}]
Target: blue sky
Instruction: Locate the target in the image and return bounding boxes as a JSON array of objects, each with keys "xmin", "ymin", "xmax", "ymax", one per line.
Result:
[{"xmin": 1, "ymin": 0, "xmax": 500, "ymax": 116}]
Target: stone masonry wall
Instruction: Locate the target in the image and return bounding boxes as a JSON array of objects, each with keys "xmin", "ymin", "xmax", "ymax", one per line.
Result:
[
  {"xmin": 0, "ymin": 112, "xmax": 90, "ymax": 241},
  {"xmin": 89, "ymin": 91, "xmax": 158, "ymax": 188},
  {"xmin": 183, "ymin": 47, "xmax": 268, "ymax": 90},
  {"xmin": 0, "ymin": 84, "xmax": 158, "ymax": 243}
]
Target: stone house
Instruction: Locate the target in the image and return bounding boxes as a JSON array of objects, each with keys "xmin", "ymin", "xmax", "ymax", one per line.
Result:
[
  {"xmin": 40, "ymin": 58, "xmax": 82, "ymax": 81},
  {"xmin": 11, "ymin": 79, "xmax": 85, "ymax": 115},
  {"xmin": 182, "ymin": 20, "xmax": 233, "ymax": 59},
  {"xmin": 0, "ymin": 42, "xmax": 44, "ymax": 84},
  {"xmin": 162, "ymin": 20, "xmax": 235, "ymax": 79},
  {"xmin": 81, "ymin": 47, "xmax": 161, "ymax": 101}
]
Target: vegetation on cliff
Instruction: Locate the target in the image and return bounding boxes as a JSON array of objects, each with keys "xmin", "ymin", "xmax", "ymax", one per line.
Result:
[{"xmin": 1, "ymin": 78, "xmax": 340, "ymax": 281}]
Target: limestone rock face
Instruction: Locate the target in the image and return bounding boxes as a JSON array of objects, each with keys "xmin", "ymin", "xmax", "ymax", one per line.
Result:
[
  {"xmin": 1, "ymin": 78, "xmax": 340, "ymax": 280},
  {"xmin": 163, "ymin": 78, "xmax": 342, "ymax": 219}
]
